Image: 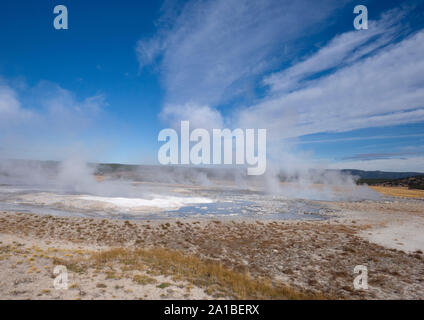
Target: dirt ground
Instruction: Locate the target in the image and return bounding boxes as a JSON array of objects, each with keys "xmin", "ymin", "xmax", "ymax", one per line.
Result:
[{"xmin": 0, "ymin": 191, "xmax": 423, "ymax": 300}]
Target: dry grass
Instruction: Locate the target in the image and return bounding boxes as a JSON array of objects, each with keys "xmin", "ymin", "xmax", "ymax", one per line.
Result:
[
  {"xmin": 59, "ymin": 247, "xmax": 328, "ymax": 300},
  {"xmin": 370, "ymin": 186, "xmax": 424, "ymax": 199},
  {"xmin": 133, "ymin": 274, "xmax": 157, "ymax": 285}
]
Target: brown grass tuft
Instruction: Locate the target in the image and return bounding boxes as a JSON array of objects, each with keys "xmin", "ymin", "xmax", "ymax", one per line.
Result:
[{"xmin": 88, "ymin": 247, "xmax": 328, "ymax": 300}]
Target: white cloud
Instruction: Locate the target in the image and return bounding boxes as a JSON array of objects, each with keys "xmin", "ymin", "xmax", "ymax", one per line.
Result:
[
  {"xmin": 138, "ymin": 2, "xmax": 424, "ymax": 172},
  {"xmin": 139, "ymin": 3, "xmax": 424, "ymax": 143},
  {"xmin": 297, "ymin": 133, "xmax": 424, "ymax": 145},
  {"xmin": 0, "ymin": 84, "xmax": 33, "ymax": 125},
  {"xmin": 330, "ymin": 157, "xmax": 424, "ymax": 172},
  {"xmin": 262, "ymin": 8, "xmax": 407, "ymax": 93},
  {"xmin": 238, "ymin": 29, "xmax": 424, "ymax": 140},
  {"xmin": 137, "ymin": 0, "xmax": 350, "ymax": 106},
  {"xmin": 159, "ymin": 102, "xmax": 224, "ymax": 130},
  {"xmin": 0, "ymin": 79, "xmax": 107, "ymax": 160}
]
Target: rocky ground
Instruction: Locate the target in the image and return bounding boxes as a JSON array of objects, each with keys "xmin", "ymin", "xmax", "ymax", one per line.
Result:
[{"xmin": 0, "ymin": 194, "xmax": 423, "ymax": 300}]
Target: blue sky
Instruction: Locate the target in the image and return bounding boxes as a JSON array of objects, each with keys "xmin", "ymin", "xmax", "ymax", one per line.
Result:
[{"xmin": 0, "ymin": 0, "xmax": 423, "ymax": 172}]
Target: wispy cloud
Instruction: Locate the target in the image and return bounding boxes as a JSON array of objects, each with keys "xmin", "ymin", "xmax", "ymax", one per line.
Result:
[
  {"xmin": 238, "ymin": 21, "xmax": 424, "ymax": 140},
  {"xmin": 342, "ymin": 151, "xmax": 424, "ymax": 161},
  {"xmin": 262, "ymin": 8, "xmax": 408, "ymax": 93},
  {"xmin": 137, "ymin": 0, "xmax": 350, "ymax": 106},
  {"xmin": 139, "ymin": 3, "xmax": 424, "ymax": 140},
  {"xmin": 159, "ymin": 102, "xmax": 224, "ymax": 130},
  {"xmin": 137, "ymin": 2, "xmax": 424, "ymax": 171},
  {"xmin": 0, "ymin": 78, "xmax": 107, "ymax": 160},
  {"xmin": 0, "ymin": 81, "xmax": 33, "ymax": 125},
  {"xmin": 330, "ymin": 156, "xmax": 424, "ymax": 172},
  {"xmin": 297, "ymin": 133, "xmax": 424, "ymax": 145}
]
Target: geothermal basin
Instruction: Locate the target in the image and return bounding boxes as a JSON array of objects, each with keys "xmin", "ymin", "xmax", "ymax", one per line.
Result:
[{"xmin": 0, "ymin": 181, "xmax": 332, "ymax": 220}]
